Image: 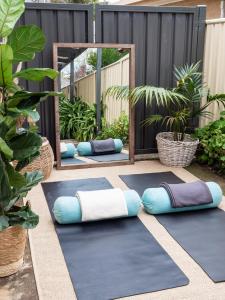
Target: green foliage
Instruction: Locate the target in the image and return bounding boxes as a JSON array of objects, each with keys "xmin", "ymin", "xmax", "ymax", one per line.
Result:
[
  {"xmin": 0, "ymin": 0, "xmax": 59, "ymax": 231},
  {"xmin": 106, "ymin": 62, "xmax": 225, "ymax": 141},
  {"xmin": 195, "ymin": 112, "xmax": 225, "ymax": 175},
  {"xmin": 59, "ymin": 96, "xmax": 99, "ymax": 141},
  {"xmin": 0, "ymin": 0, "xmax": 25, "ymax": 38},
  {"xmin": 87, "ymin": 48, "xmax": 128, "ymax": 69},
  {"xmin": 7, "ymin": 25, "xmax": 46, "ymax": 62},
  {"xmin": 14, "ymin": 68, "xmax": 58, "ymax": 81},
  {"xmin": 98, "ymin": 112, "xmax": 129, "ymax": 144}
]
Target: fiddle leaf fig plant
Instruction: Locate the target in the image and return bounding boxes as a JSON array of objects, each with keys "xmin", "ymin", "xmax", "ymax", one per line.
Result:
[{"xmin": 0, "ymin": 0, "xmax": 59, "ymax": 231}]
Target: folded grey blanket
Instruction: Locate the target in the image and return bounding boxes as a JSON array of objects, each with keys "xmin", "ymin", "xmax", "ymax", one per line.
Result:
[
  {"xmin": 90, "ymin": 138, "xmax": 116, "ymax": 155},
  {"xmin": 160, "ymin": 181, "xmax": 213, "ymax": 208}
]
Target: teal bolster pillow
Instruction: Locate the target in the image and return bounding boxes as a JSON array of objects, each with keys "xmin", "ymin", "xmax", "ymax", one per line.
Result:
[
  {"xmin": 61, "ymin": 143, "xmax": 77, "ymax": 159},
  {"xmin": 53, "ymin": 190, "xmax": 141, "ymax": 224},
  {"xmin": 142, "ymin": 182, "xmax": 223, "ymax": 215},
  {"xmin": 77, "ymin": 139, "xmax": 123, "ymax": 156}
]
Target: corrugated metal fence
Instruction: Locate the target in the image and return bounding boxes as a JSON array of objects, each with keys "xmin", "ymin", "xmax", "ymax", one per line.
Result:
[
  {"xmin": 19, "ymin": 3, "xmax": 206, "ymax": 155},
  {"xmin": 201, "ymin": 18, "xmax": 225, "ymax": 127},
  {"xmin": 96, "ymin": 5, "xmax": 206, "ymax": 153}
]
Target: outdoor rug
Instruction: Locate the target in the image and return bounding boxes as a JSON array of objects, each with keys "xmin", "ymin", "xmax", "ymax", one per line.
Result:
[
  {"xmin": 86, "ymin": 152, "xmax": 129, "ymax": 162},
  {"xmin": 120, "ymin": 172, "xmax": 225, "ymax": 282},
  {"xmin": 42, "ymin": 177, "xmax": 188, "ymax": 300}
]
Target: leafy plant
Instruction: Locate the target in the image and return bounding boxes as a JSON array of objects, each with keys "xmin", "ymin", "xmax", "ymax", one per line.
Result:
[
  {"xmin": 195, "ymin": 111, "xmax": 225, "ymax": 175},
  {"xmin": 60, "ymin": 96, "xmax": 102, "ymax": 141},
  {"xmin": 98, "ymin": 113, "xmax": 129, "ymax": 144},
  {"xmin": 87, "ymin": 48, "xmax": 128, "ymax": 69},
  {"xmin": 106, "ymin": 62, "xmax": 225, "ymax": 141},
  {"xmin": 0, "ymin": 0, "xmax": 59, "ymax": 231}
]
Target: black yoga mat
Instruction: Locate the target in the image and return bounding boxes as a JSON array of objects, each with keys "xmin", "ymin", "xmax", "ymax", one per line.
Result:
[
  {"xmin": 61, "ymin": 157, "xmax": 86, "ymax": 165},
  {"xmin": 86, "ymin": 152, "xmax": 129, "ymax": 162},
  {"xmin": 120, "ymin": 171, "xmax": 225, "ymax": 282},
  {"xmin": 42, "ymin": 177, "xmax": 188, "ymax": 300},
  {"xmin": 120, "ymin": 171, "xmax": 183, "ymax": 196}
]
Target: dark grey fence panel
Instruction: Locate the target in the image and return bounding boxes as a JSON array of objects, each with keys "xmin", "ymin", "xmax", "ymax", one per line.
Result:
[
  {"xmin": 18, "ymin": 3, "xmax": 93, "ymax": 154},
  {"xmin": 96, "ymin": 5, "xmax": 206, "ymax": 154}
]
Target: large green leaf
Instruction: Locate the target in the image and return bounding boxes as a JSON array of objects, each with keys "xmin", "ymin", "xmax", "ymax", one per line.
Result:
[
  {"xmin": 7, "ymin": 204, "xmax": 39, "ymax": 229},
  {"xmin": 7, "ymin": 91, "xmax": 61, "ymax": 110},
  {"xmin": 0, "ymin": 44, "xmax": 13, "ymax": 87},
  {"xmin": 0, "ymin": 0, "xmax": 25, "ymax": 38},
  {"xmin": 17, "ymin": 171, "xmax": 43, "ymax": 197},
  {"xmin": 0, "ymin": 137, "xmax": 13, "ymax": 159},
  {"xmin": 14, "ymin": 68, "xmax": 58, "ymax": 81},
  {"xmin": 6, "ymin": 163, "xmax": 26, "ymax": 189},
  {"xmin": 8, "ymin": 131, "xmax": 42, "ymax": 161},
  {"xmin": 0, "ymin": 154, "xmax": 12, "ymax": 209},
  {"xmin": 7, "ymin": 25, "xmax": 46, "ymax": 62},
  {"xmin": 7, "ymin": 107, "xmax": 40, "ymax": 122}
]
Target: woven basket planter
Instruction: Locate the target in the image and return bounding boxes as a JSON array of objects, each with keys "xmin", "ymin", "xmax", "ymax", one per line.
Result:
[
  {"xmin": 156, "ymin": 132, "xmax": 199, "ymax": 167},
  {"xmin": 17, "ymin": 137, "xmax": 54, "ymax": 180},
  {"xmin": 0, "ymin": 226, "xmax": 27, "ymax": 277}
]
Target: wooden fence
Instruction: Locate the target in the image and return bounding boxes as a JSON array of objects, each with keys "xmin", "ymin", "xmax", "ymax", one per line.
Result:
[
  {"xmin": 201, "ymin": 18, "xmax": 225, "ymax": 126},
  {"xmin": 62, "ymin": 54, "xmax": 129, "ymax": 124}
]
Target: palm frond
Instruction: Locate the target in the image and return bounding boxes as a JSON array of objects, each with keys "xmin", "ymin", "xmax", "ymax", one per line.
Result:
[
  {"xmin": 141, "ymin": 114, "xmax": 163, "ymax": 127},
  {"xmin": 105, "ymin": 86, "xmax": 130, "ymax": 101},
  {"xmin": 130, "ymin": 86, "xmax": 186, "ymax": 107}
]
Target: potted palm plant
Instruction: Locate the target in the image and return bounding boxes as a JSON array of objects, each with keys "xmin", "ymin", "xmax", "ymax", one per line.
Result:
[
  {"xmin": 0, "ymin": 0, "xmax": 59, "ymax": 276},
  {"xmin": 106, "ymin": 62, "xmax": 225, "ymax": 167}
]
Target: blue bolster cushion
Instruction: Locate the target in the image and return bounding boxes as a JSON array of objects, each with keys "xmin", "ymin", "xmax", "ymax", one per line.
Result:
[
  {"xmin": 77, "ymin": 139, "xmax": 123, "ymax": 156},
  {"xmin": 53, "ymin": 190, "xmax": 141, "ymax": 224},
  {"xmin": 61, "ymin": 143, "xmax": 77, "ymax": 159},
  {"xmin": 142, "ymin": 182, "xmax": 223, "ymax": 215}
]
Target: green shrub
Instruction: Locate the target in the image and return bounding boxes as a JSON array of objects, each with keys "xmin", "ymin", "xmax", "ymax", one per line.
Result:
[
  {"xmin": 98, "ymin": 113, "xmax": 129, "ymax": 144},
  {"xmin": 59, "ymin": 96, "xmax": 97, "ymax": 141},
  {"xmin": 195, "ymin": 112, "xmax": 225, "ymax": 175},
  {"xmin": 87, "ymin": 48, "xmax": 128, "ymax": 69}
]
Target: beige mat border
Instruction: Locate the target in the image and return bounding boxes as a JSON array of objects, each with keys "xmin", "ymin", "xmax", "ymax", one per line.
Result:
[{"xmin": 26, "ymin": 160, "xmax": 225, "ymax": 300}]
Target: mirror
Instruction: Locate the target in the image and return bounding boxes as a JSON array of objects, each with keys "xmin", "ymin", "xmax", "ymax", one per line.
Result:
[{"xmin": 53, "ymin": 43, "xmax": 135, "ymax": 169}]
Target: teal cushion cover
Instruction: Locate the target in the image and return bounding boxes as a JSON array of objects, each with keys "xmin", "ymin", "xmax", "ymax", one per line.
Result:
[
  {"xmin": 53, "ymin": 189, "xmax": 141, "ymax": 224},
  {"xmin": 61, "ymin": 143, "xmax": 77, "ymax": 159},
  {"xmin": 77, "ymin": 139, "xmax": 123, "ymax": 156},
  {"xmin": 142, "ymin": 182, "xmax": 223, "ymax": 215}
]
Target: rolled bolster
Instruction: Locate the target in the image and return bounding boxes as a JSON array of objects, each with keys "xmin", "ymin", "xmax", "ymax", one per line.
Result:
[
  {"xmin": 77, "ymin": 139, "xmax": 123, "ymax": 156},
  {"xmin": 53, "ymin": 190, "xmax": 141, "ymax": 224},
  {"xmin": 142, "ymin": 182, "xmax": 223, "ymax": 215},
  {"xmin": 61, "ymin": 143, "xmax": 77, "ymax": 159}
]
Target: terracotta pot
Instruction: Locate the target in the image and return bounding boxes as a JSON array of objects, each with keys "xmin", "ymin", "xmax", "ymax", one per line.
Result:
[{"xmin": 0, "ymin": 226, "xmax": 27, "ymax": 277}]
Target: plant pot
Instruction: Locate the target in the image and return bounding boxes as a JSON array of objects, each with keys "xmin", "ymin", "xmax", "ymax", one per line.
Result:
[
  {"xmin": 14, "ymin": 137, "xmax": 54, "ymax": 180},
  {"xmin": 156, "ymin": 132, "xmax": 199, "ymax": 167},
  {"xmin": 0, "ymin": 226, "xmax": 27, "ymax": 277}
]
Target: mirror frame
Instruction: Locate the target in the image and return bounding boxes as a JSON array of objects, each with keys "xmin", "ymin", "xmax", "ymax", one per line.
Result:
[{"xmin": 53, "ymin": 43, "xmax": 135, "ymax": 170}]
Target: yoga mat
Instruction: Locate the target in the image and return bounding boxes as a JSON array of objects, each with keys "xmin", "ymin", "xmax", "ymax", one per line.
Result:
[
  {"xmin": 61, "ymin": 157, "xmax": 86, "ymax": 165},
  {"xmin": 87, "ymin": 152, "xmax": 129, "ymax": 162},
  {"xmin": 120, "ymin": 172, "xmax": 225, "ymax": 282},
  {"xmin": 120, "ymin": 172, "xmax": 183, "ymax": 196},
  {"xmin": 42, "ymin": 177, "xmax": 188, "ymax": 300}
]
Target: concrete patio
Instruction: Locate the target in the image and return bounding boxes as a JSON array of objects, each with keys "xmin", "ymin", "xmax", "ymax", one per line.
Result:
[{"xmin": 1, "ymin": 160, "xmax": 224, "ymax": 300}]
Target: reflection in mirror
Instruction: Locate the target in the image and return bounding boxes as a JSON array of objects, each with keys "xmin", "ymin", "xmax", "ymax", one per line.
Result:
[{"xmin": 56, "ymin": 45, "xmax": 133, "ymax": 168}]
